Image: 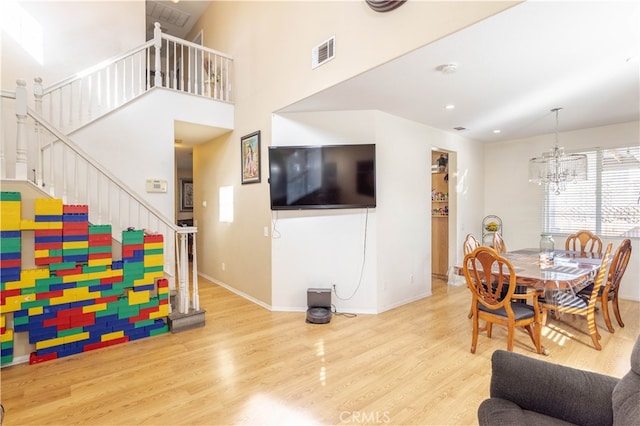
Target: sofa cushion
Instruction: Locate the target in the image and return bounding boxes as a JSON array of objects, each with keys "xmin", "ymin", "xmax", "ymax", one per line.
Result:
[
  {"xmin": 478, "ymin": 398, "xmax": 575, "ymax": 426},
  {"xmin": 612, "ymin": 336, "xmax": 640, "ymax": 426}
]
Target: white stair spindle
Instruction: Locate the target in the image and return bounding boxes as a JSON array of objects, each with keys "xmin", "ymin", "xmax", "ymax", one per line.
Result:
[{"xmin": 15, "ymin": 79, "xmax": 28, "ymax": 180}]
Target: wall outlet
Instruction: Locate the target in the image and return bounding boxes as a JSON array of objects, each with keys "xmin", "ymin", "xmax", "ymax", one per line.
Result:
[{"xmin": 222, "ymin": 262, "xmax": 226, "ymax": 271}]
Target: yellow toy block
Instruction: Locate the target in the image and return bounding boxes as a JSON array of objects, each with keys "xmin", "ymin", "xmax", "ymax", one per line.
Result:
[
  {"xmin": 1, "ymin": 294, "xmax": 36, "ymax": 313},
  {"xmin": 0, "ymin": 205, "xmax": 21, "ymax": 229},
  {"xmin": 0, "ymin": 329, "xmax": 14, "ymax": 342},
  {"xmin": 88, "ymin": 258, "xmax": 112, "ymax": 267},
  {"xmin": 0, "ymin": 314, "xmax": 5, "ymax": 328},
  {"xmin": 34, "ymin": 198, "xmax": 63, "ymax": 215},
  {"xmin": 127, "ymin": 289, "xmax": 150, "ymax": 305},
  {"xmin": 144, "ymin": 242, "xmax": 164, "ymax": 251},
  {"xmin": 143, "ymin": 254, "xmax": 164, "ymax": 267},
  {"xmin": 157, "ymin": 286, "xmax": 169, "ymax": 295},
  {"xmin": 20, "ymin": 269, "xmax": 49, "ymax": 287},
  {"xmin": 35, "ymin": 336, "xmax": 65, "ymax": 350},
  {"xmin": 29, "ymin": 306, "xmax": 44, "ymax": 316},
  {"xmin": 62, "ymin": 272, "xmax": 91, "ymax": 284},
  {"xmin": 82, "ymin": 303, "xmax": 107, "ymax": 314},
  {"xmin": 133, "ymin": 271, "xmax": 163, "ymax": 287},
  {"xmin": 20, "ymin": 219, "xmax": 36, "ymax": 230},
  {"xmin": 34, "ymin": 248, "xmax": 51, "ymax": 258},
  {"xmin": 149, "ymin": 305, "xmax": 169, "ymax": 319},
  {"xmin": 101, "ymin": 330, "xmax": 124, "ymax": 342},
  {"xmin": 63, "ymin": 332, "xmax": 89, "ymax": 344},
  {"xmin": 49, "ymin": 292, "xmax": 76, "ymax": 306},
  {"xmin": 62, "ymin": 241, "xmax": 88, "ymax": 250}
]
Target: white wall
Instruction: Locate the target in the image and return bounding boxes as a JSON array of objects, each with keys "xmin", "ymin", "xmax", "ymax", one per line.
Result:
[
  {"xmin": 70, "ymin": 88, "xmax": 233, "ymax": 218},
  {"xmin": 271, "ymin": 110, "xmax": 485, "ymax": 313},
  {"xmin": 484, "ymin": 121, "xmax": 640, "ymax": 301}
]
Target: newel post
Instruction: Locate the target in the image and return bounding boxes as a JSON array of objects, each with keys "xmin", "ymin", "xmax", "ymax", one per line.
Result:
[
  {"xmin": 15, "ymin": 79, "xmax": 28, "ymax": 180},
  {"xmin": 153, "ymin": 22, "xmax": 162, "ymax": 88},
  {"xmin": 33, "ymin": 77, "xmax": 44, "ymax": 187}
]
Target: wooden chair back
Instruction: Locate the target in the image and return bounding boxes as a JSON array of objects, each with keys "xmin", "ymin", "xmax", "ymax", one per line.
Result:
[
  {"xmin": 598, "ymin": 239, "xmax": 632, "ymax": 332},
  {"xmin": 606, "ymin": 239, "xmax": 632, "ymax": 294},
  {"xmin": 463, "ymin": 246, "xmax": 544, "ymax": 354},
  {"xmin": 492, "ymin": 232, "xmax": 507, "ymax": 254},
  {"xmin": 463, "ymin": 233, "xmax": 480, "ymax": 255},
  {"xmin": 541, "ymin": 243, "xmax": 612, "ymax": 350},
  {"xmin": 565, "ymin": 230, "xmax": 603, "ymax": 255},
  {"xmin": 464, "ymin": 246, "xmax": 515, "ymax": 309}
]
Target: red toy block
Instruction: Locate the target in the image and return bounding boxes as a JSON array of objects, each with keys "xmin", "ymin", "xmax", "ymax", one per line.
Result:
[
  {"xmin": 106, "ymin": 336, "xmax": 129, "ymax": 346},
  {"xmin": 95, "ymin": 295, "xmax": 119, "ymax": 304},
  {"xmin": 35, "ymin": 229, "xmax": 63, "ymax": 237},
  {"xmin": 34, "ymin": 242, "xmax": 63, "ymax": 250},
  {"xmin": 84, "ymin": 341, "xmax": 109, "ymax": 352},
  {"xmin": 144, "ymin": 234, "xmax": 163, "ymax": 243},
  {"xmin": 89, "ymin": 252, "xmax": 112, "ymax": 260},
  {"xmin": 36, "ymin": 290, "xmax": 64, "ymax": 300},
  {"xmin": 0, "ymin": 258, "xmax": 21, "ymax": 268},
  {"xmin": 88, "ymin": 234, "xmax": 112, "ymax": 244},
  {"xmin": 0, "ymin": 288, "xmax": 21, "ymax": 305},
  {"xmin": 29, "ymin": 352, "xmax": 58, "ymax": 364},
  {"xmin": 156, "ymin": 278, "xmax": 169, "ymax": 288},
  {"xmin": 100, "ymin": 275, "xmax": 123, "ymax": 285},
  {"xmin": 63, "ymin": 205, "xmax": 89, "ymax": 214},
  {"xmin": 55, "ymin": 266, "xmax": 83, "ymax": 277}
]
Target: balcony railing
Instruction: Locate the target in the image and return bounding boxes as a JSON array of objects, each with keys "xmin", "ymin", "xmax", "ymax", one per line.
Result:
[{"xmin": 37, "ymin": 22, "xmax": 233, "ymax": 135}]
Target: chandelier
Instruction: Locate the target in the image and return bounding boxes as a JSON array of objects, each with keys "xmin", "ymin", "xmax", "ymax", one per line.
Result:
[{"xmin": 528, "ymin": 108, "xmax": 588, "ymax": 194}]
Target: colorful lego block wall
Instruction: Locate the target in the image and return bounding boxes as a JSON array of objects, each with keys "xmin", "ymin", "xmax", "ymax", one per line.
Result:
[{"xmin": 0, "ymin": 192, "xmax": 169, "ymax": 365}]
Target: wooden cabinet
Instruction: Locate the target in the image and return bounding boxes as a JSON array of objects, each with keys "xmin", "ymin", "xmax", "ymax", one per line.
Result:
[{"xmin": 431, "ymin": 152, "xmax": 449, "ymax": 278}]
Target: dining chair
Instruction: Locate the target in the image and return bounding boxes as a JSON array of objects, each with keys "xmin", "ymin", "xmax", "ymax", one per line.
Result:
[
  {"xmin": 464, "ymin": 233, "xmax": 481, "ymax": 256},
  {"xmin": 579, "ymin": 239, "xmax": 632, "ymax": 333},
  {"xmin": 565, "ymin": 230, "xmax": 603, "ymax": 255},
  {"xmin": 492, "ymin": 232, "xmax": 507, "ymax": 254},
  {"xmin": 540, "ymin": 243, "xmax": 612, "ymax": 350},
  {"xmin": 463, "ymin": 246, "xmax": 545, "ymax": 354},
  {"xmin": 464, "ymin": 234, "xmax": 481, "ymax": 318}
]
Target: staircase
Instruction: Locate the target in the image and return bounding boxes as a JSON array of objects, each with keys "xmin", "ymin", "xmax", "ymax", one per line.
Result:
[{"xmin": 1, "ymin": 23, "xmax": 234, "ymax": 334}]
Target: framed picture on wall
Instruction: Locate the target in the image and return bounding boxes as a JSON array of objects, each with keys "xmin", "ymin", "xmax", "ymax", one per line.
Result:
[
  {"xmin": 180, "ymin": 179, "xmax": 193, "ymax": 211},
  {"xmin": 241, "ymin": 130, "xmax": 261, "ymax": 184}
]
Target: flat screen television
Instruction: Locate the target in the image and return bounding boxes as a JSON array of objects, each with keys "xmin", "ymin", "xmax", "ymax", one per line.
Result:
[{"xmin": 268, "ymin": 144, "xmax": 376, "ymax": 210}]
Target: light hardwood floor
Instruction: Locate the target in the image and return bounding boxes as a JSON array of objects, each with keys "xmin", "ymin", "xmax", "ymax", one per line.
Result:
[{"xmin": 1, "ymin": 277, "xmax": 639, "ymax": 425}]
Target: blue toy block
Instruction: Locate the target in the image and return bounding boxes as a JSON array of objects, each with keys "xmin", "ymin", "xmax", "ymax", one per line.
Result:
[
  {"xmin": 34, "ymin": 235, "xmax": 63, "ymax": 243},
  {"xmin": 0, "ymin": 252, "xmax": 21, "ymax": 260},
  {"xmin": 62, "ymin": 235, "xmax": 88, "ymax": 242},
  {"xmin": 34, "ymin": 215, "xmax": 63, "ymax": 222},
  {"xmin": 50, "ymin": 282, "xmax": 78, "ymax": 292},
  {"xmin": 0, "ymin": 231, "xmax": 21, "ymax": 238},
  {"xmin": 62, "ymin": 214, "xmax": 89, "ymax": 222}
]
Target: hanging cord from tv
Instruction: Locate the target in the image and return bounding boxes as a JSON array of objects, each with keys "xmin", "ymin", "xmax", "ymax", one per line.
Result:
[
  {"xmin": 331, "ymin": 303, "xmax": 357, "ymax": 318},
  {"xmin": 333, "ymin": 208, "xmax": 369, "ymax": 301}
]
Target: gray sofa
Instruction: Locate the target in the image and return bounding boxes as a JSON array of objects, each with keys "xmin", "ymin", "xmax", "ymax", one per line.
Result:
[{"xmin": 478, "ymin": 336, "xmax": 640, "ymax": 425}]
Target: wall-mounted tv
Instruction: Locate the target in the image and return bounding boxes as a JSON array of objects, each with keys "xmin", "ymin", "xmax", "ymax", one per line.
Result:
[{"xmin": 268, "ymin": 144, "xmax": 376, "ymax": 210}]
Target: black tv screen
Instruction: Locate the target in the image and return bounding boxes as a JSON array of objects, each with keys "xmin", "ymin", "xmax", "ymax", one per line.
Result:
[{"xmin": 268, "ymin": 144, "xmax": 376, "ymax": 210}]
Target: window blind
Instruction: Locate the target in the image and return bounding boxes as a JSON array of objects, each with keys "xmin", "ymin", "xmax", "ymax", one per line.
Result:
[{"xmin": 544, "ymin": 146, "xmax": 640, "ymax": 238}]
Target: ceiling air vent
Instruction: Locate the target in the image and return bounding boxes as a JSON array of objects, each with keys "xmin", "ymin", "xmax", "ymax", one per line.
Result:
[{"xmin": 312, "ymin": 36, "xmax": 335, "ymax": 69}]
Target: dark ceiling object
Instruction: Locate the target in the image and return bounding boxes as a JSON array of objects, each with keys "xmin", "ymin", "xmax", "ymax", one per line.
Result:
[{"xmin": 366, "ymin": 0, "xmax": 406, "ymax": 13}]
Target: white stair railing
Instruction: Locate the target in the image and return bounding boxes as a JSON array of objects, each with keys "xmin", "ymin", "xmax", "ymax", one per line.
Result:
[{"xmin": 37, "ymin": 22, "xmax": 233, "ymax": 135}]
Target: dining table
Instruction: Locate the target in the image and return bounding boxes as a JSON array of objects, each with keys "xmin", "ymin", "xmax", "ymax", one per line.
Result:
[{"xmin": 499, "ymin": 248, "xmax": 604, "ymax": 293}]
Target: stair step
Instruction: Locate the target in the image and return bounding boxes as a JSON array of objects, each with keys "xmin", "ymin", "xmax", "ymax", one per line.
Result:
[{"xmin": 168, "ymin": 309, "xmax": 206, "ymax": 333}]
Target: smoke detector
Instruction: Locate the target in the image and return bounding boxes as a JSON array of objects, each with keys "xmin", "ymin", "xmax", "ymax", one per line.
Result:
[{"xmin": 436, "ymin": 63, "xmax": 458, "ymax": 74}]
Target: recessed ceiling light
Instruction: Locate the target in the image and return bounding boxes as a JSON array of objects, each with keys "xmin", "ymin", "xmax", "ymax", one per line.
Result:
[
  {"xmin": 493, "ymin": 129, "xmax": 501, "ymax": 134},
  {"xmin": 436, "ymin": 63, "xmax": 458, "ymax": 74},
  {"xmin": 445, "ymin": 104, "xmax": 455, "ymax": 110}
]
